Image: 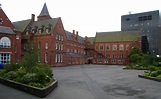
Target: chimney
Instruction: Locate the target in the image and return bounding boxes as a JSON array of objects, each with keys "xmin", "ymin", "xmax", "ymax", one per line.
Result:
[
  {"xmin": 76, "ymin": 31, "xmax": 78, "ymax": 41},
  {"xmin": 31, "ymin": 14, "xmax": 35, "ymax": 21},
  {"xmin": 85, "ymin": 36, "xmax": 88, "ymax": 42},
  {"xmin": 72, "ymin": 30, "xmax": 75, "ymax": 40}
]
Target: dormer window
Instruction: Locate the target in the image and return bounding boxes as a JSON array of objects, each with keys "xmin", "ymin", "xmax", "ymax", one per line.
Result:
[
  {"xmin": 26, "ymin": 31, "xmax": 29, "ymax": 35},
  {"xmin": 46, "ymin": 28, "xmax": 51, "ymax": 33},
  {"xmin": 39, "ymin": 29, "xmax": 43, "ymax": 34}
]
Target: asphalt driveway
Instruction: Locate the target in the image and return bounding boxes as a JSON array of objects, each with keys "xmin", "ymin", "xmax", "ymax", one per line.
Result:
[{"xmin": 0, "ymin": 65, "xmax": 161, "ymax": 99}]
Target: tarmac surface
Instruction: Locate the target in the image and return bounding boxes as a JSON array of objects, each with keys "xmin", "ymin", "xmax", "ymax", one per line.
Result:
[{"xmin": 0, "ymin": 64, "xmax": 161, "ymax": 99}]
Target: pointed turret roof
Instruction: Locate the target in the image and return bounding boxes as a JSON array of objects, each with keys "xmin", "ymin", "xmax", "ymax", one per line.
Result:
[{"xmin": 38, "ymin": 3, "xmax": 50, "ymax": 17}]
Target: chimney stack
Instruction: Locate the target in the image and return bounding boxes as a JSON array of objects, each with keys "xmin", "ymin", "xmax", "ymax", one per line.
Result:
[
  {"xmin": 76, "ymin": 31, "xmax": 78, "ymax": 41},
  {"xmin": 31, "ymin": 14, "xmax": 35, "ymax": 21}
]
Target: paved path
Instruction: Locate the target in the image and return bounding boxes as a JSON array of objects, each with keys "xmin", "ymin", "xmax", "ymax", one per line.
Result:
[{"xmin": 0, "ymin": 65, "xmax": 161, "ymax": 99}]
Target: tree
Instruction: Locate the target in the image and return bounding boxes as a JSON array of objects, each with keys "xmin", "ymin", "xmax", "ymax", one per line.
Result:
[{"xmin": 129, "ymin": 54, "xmax": 142, "ymax": 64}]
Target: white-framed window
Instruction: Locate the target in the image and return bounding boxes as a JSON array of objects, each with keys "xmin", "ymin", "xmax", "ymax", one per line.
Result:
[
  {"xmin": 46, "ymin": 28, "xmax": 50, "ymax": 33},
  {"xmin": 61, "ymin": 35, "xmax": 64, "ymax": 41},
  {"xmin": 56, "ymin": 33, "xmax": 58, "ymax": 40},
  {"xmin": 126, "ymin": 44, "xmax": 129, "ymax": 50},
  {"xmin": 38, "ymin": 42, "xmax": 41, "ymax": 49},
  {"xmin": 55, "ymin": 54, "xmax": 58, "ymax": 63},
  {"xmin": 45, "ymin": 42, "xmax": 48, "ymax": 49},
  {"xmin": 58, "ymin": 54, "xmax": 61, "ymax": 63},
  {"xmin": 66, "ymin": 48, "xmax": 70, "ymax": 52},
  {"xmin": 56, "ymin": 43, "xmax": 58, "ymax": 50},
  {"xmin": 59, "ymin": 34, "xmax": 61, "ymax": 40},
  {"xmin": 106, "ymin": 45, "xmax": 110, "ymax": 50},
  {"xmin": 119, "ymin": 44, "xmax": 124, "ymax": 50},
  {"xmin": 16, "ymin": 35, "xmax": 19, "ymax": 39},
  {"xmin": 0, "ymin": 37, "xmax": 11, "ymax": 48},
  {"xmin": 26, "ymin": 31, "xmax": 29, "ymax": 35},
  {"xmin": 0, "ymin": 53, "xmax": 11, "ymax": 64},
  {"xmin": 45, "ymin": 53, "xmax": 48, "ymax": 63},
  {"xmin": 112, "ymin": 44, "xmax": 117, "ymax": 50},
  {"xmin": 100, "ymin": 45, "xmax": 104, "ymax": 50},
  {"xmin": 38, "ymin": 53, "xmax": 40, "ymax": 62},
  {"xmin": 61, "ymin": 54, "xmax": 63, "ymax": 63},
  {"xmin": 39, "ymin": 29, "xmax": 42, "ymax": 34},
  {"xmin": 59, "ymin": 43, "xmax": 61, "ymax": 50},
  {"xmin": 61, "ymin": 44, "xmax": 63, "ymax": 50}
]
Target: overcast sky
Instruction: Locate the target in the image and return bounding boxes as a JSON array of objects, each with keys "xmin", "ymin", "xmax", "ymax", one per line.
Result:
[{"xmin": 1, "ymin": 0, "xmax": 161, "ymax": 37}]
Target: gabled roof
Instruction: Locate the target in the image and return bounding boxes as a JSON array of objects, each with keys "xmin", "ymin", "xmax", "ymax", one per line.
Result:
[
  {"xmin": 65, "ymin": 30, "xmax": 85, "ymax": 44},
  {"xmin": 95, "ymin": 31, "xmax": 141, "ymax": 42},
  {"xmin": 12, "ymin": 19, "xmax": 32, "ymax": 32},
  {"xmin": 38, "ymin": 3, "xmax": 50, "ymax": 17},
  {"xmin": 29, "ymin": 18, "xmax": 59, "ymax": 35},
  {"xmin": 0, "ymin": 26, "xmax": 15, "ymax": 34},
  {"xmin": 88, "ymin": 37, "xmax": 95, "ymax": 44}
]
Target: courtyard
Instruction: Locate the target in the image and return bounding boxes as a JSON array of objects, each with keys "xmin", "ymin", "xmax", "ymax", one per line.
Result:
[{"xmin": 0, "ymin": 65, "xmax": 161, "ymax": 99}]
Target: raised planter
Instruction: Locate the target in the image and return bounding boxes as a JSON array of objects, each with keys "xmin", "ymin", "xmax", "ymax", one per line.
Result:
[
  {"xmin": 123, "ymin": 68, "xmax": 148, "ymax": 70},
  {"xmin": 0, "ymin": 77, "xmax": 58, "ymax": 98},
  {"xmin": 138, "ymin": 74, "xmax": 161, "ymax": 82}
]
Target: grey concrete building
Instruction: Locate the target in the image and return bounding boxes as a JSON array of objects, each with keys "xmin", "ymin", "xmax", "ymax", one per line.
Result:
[{"xmin": 121, "ymin": 10, "xmax": 161, "ymax": 55}]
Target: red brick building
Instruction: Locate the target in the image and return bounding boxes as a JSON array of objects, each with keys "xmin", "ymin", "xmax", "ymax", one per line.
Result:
[
  {"xmin": 0, "ymin": 6, "xmax": 21, "ymax": 64},
  {"xmin": 86, "ymin": 31, "xmax": 141, "ymax": 65},
  {"xmin": 0, "ymin": 3, "xmax": 142, "ymax": 66}
]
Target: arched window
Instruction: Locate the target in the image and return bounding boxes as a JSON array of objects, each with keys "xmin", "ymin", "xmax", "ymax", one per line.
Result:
[
  {"xmin": 0, "ymin": 37, "xmax": 11, "ymax": 48},
  {"xmin": 119, "ymin": 44, "xmax": 124, "ymax": 50},
  {"xmin": 126, "ymin": 44, "xmax": 129, "ymax": 50}
]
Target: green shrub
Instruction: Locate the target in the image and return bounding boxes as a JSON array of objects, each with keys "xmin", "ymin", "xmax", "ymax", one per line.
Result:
[
  {"xmin": 0, "ymin": 70, "xmax": 6, "ymax": 77},
  {"xmin": 143, "ymin": 73, "xmax": 149, "ymax": 77},
  {"xmin": 149, "ymin": 66, "xmax": 155, "ymax": 72},
  {"xmin": 4, "ymin": 63, "xmax": 20, "ymax": 72},
  {"xmin": 21, "ymin": 73, "xmax": 37, "ymax": 84},
  {"xmin": 150, "ymin": 71, "xmax": 158, "ymax": 77},
  {"xmin": 16, "ymin": 67, "xmax": 27, "ymax": 77},
  {"xmin": 4, "ymin": 71, "xmax": 18, "ymax": 80},
  {"xmin": 156, "ymin": 70, "xmax": 161, "ymax": 75},
  {"xmin": 156, "ymin": 75, "xmax": 161, "ymax": 79}
]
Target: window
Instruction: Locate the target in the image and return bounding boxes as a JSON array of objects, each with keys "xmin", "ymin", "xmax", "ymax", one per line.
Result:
[
  {"xmin": 55, "ymin": 54, "xmax": 58, "ymax": 63},
  {"xmin": 126, "ymin": 44, "xmax": 129, "ymax": 50},
  {"xmin": 0, "ymin": 53, "xmax": 10, "ymax": 64},
  {"xmin": 0, "ymin": 37, "xmax": 11, "ymax": 48},
  {"xmin": 38, "ymin": 42, "xmax": 41, "ymax": 49},
  {"xmin": 38, "ymin": 53, "xmax": 40, "ymax": 62},
  {"xmin": 16, "ymin": 35, "xmax": 19, "ymax": 39},
  {"xmin": 112, "ymin": 44, "xmax": 117, "ymax": 50},
  {"xmin": 95, "ymin": 46, "xmax": 98, "ymax": 50},
  {"xmin": 61, "ymin": 44, "xmax": 63, "ymax": 50},
  {"xmin": 66, "ymin": 48, "xmax": 70, "ymax": 52},
  {"xmin": 59, "ymin": 34, "xmax": 61, "ymax": 40},
  {"xmin": 106, "ymin": 45, "xmax": 110, "ymax": 50},
  {"xmin": 39, "ymin": 29, "xmax": 42, "ymax": 34},
  {"xmin": 61, "ymin": 35, "xmax": 64, "ymax": 41},
  {"xmin": 45, "ymin": 42, "xmax": 48, "ymax": 49},
  {"xmin": 45, "ymin": 53, "xmax": 48, "ymax": 63},
  {"xmin": 61, "ymin": 54, "xmax": 63, "ymax": 63},
  {"xmin": 126, "ymin": 18, "xmax": 130, "ymax": 21},
  {"xmin": 46, "ymin": 28, "xmax": 50, "ymax": 33},
  {"xmin": 56, "ymin": 33, "xmax": 58, "ymax": 40},
  {"xmin": 119, "ymin": 44, "xmax": 124, "ymax": 50},
  {"xmin": 100, "ymin": 45, "xmax": 104, "ymax": 50}
]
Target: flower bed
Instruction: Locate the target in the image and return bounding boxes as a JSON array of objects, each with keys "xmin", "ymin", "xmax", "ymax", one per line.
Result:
[{"xmin": 0, "ymin": 77, "xmax": 58, "ymax": 97}]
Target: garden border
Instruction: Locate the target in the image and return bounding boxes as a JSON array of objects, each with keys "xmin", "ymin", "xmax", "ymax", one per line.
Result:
[
  {"xmin": 0, "ymin": 77, "xmax": 58, "ymax": 98},
  {"xmin": 138, "ymin": 74, "xmax": 161, "ymax": 82}
]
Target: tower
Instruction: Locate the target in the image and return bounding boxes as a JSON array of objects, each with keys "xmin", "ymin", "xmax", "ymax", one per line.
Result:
[{"xmin": 37, "ymin": 3, "xmax": 51, "ymax": 21}]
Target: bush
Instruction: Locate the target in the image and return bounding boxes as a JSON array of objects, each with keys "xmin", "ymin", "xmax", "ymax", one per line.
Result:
[
  {"xmin": 0, "ymin": 70, "xmax": 6, "ymax": 77},
  {"xmin": 4, "ymin": 63, "xmax": 20, "ymax": 73},
  {"xmin": 157, "ymin": 75, "xmax": 161, "ymax": 79},
  {"xmin": 143, "ymin": 73, "xmax": 149, "ymax": 76},
  {"xmin": 156, "ymin": 70, "xmax": 161, "ymax": 75},
  {"xmin": 16, "ymin": 67, "xmax": 27, "ymax": 77},
  {"xmin": 21, "ymin": 73, "xmax": 37, "ymax": 84},
  {"xmin": 149, "ymin": 66, "xmax": 155, "ymax": 72},
  {"xmin": 150, "ymin": 71, "xmax": 158, "ymax": 77},
  {"xmin": 4, "ymin": 71, "xmax": 18, "ymax": 80}
]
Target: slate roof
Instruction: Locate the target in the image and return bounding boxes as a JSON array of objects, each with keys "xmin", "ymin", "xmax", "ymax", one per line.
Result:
[
  {"xmin": 88, "ymin": 37, "xmax": 95, "ymax": 44},
  {"xmin": 95, "ymin": 31, "xmax": 141, "ymax": 42},
  {"xmin": 0, "ymin": 26, "xmax": 15, "ymax": 34},
  {"xmin": 38, "ymin": 3, "xmax": 50, "ymax": 17},
  {"xmin": 12, "ymin": 19, "xmax": 31, "ymax": 32},
  {"xmin": 30, "ymin": 18, "xmax": 59, "ymax": 35},
  {"xmin": 65, "ymin": 30, "xmax": 85, "ymax": 44}
]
